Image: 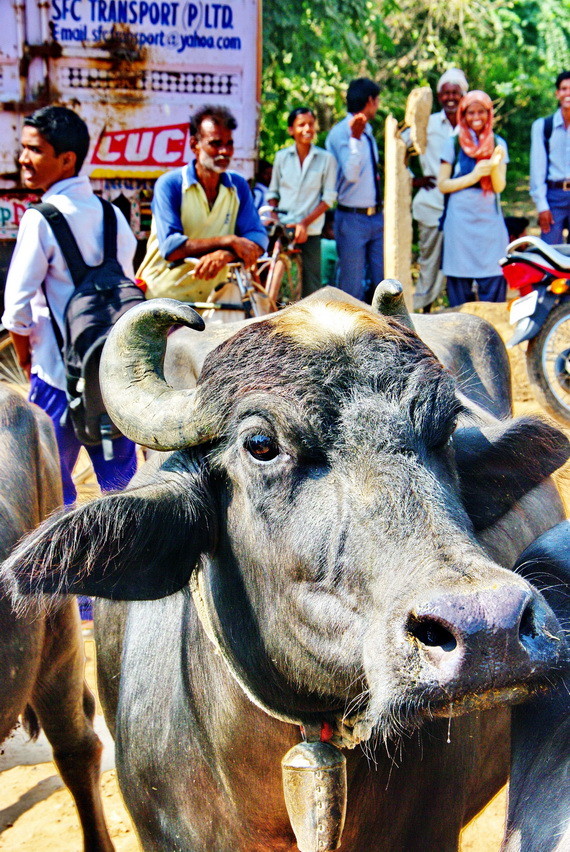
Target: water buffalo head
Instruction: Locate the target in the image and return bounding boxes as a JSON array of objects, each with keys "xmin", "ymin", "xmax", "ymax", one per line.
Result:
[{"xmin": 3, "ymin": 294, "xmax": 569, "ymax": 741}]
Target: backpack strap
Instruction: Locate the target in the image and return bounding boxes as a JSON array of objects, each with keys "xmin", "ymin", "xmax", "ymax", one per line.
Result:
[
  {"xmin": 32, "ymin": 202, "xmax": 90, "ymax": 285},
  {"xmin": 453, "ymin": 133, "xmax": 460, "ymax": 161},
  {"xmin": 32, "ymin": 198, "xmax": 116, "ymax": 358},
  {"xmin": 543, "ymin": 113, "xmax": 554, "ymax": 163},
  {"xmin": 34, "ymin": 197, "xmax": 119, "ymax": 274},
  {"xmin": 100, "ymin": 197, "xmax": 118, "ymax": 261}
]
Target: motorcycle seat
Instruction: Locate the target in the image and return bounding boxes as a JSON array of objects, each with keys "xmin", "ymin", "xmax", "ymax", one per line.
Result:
[{"xmin": 506, "ymin": 236, "xmax": 570, "ymax": 270}]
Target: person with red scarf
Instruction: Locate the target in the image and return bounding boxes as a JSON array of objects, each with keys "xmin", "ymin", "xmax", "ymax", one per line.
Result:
[{"xmin": 437, "ymin": 90, "xmax": 509, "ymax": 306}]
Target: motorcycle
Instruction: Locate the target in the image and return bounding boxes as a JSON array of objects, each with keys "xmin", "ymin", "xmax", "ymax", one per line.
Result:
[{"xmin": 501, "ymin": 235, "xmax": 570, "ymax": 425}]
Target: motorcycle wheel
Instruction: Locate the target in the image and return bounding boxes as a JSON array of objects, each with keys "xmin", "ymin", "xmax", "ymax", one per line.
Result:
[{"xmin": 526, "ymin": 301, "xmax": 570, "ymax": 425}]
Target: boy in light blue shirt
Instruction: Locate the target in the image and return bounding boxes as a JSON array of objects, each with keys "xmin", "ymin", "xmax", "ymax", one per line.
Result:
[{"xmin": 267, "ymin": 107, "xmax": 337, "ymax": 297}]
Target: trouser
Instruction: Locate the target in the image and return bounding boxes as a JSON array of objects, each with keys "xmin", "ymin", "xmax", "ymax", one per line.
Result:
[
  {"xmin": 29, "ymin": 374, "xmax": 138, "ymax": 506},
  {"xmin": 446, "ymin": 275, "xmax": 506, "ymax": 307},
  {"xmin": 335, "ymin": 209, "xmax": 384, "ymax": 301},
  {"xmin": 414, "ymin": 223, "xmax": 445, "ymax": 310},
  {"xmin": 542, "ymin": 187, "xmax": 570, "ymax": 245},
  {"xmin": 298, "ymin": 235, "xmax": 322, "ymax": 297}
]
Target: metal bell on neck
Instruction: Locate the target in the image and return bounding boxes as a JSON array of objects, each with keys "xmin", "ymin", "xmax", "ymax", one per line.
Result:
[{"xmin": 281, "ymin": 734, "xmax": 347, "ymax": 852}]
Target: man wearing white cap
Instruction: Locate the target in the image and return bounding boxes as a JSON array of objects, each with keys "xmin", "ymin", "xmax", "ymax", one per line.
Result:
[{"xmin": 410, "ymin": 68, "xmax": 468, "ymax": 311}]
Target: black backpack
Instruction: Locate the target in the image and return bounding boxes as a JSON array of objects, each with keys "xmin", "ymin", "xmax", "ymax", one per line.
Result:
[{"xmin": 34, "ymin": 198, "xmax": 145, "ymax": 459}]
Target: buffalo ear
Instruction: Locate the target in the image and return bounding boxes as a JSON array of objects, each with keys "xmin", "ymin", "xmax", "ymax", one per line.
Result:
[
  {"xmin": 1, "ymin": 464, "xmax": 214, "ymax": 602},
  {"xmin": 453, "ymin": 417, "xmax": 570, "ymax": 531},
  {"xmin": 512, "ymin": 519, "xmax": 570, "ymax": 617}
]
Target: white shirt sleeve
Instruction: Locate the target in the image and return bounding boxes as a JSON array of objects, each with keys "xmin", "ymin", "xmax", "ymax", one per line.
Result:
[
  {"xmin": 266, "ymin": 149, "xmax": 282, "ymax": 204},
  {"xmin": 2, "ymin": 209, "xmax": 51, "ymax": 334},
  {"xmin": 342, "ymin": 136, "xmax": 365, "ymax": 184},
  {"xmin": 321, "ymin": 152, "xmax": 338, "ymax": 207}
]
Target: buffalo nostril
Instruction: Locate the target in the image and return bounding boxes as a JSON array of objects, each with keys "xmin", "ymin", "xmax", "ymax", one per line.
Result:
[
  {"xmin": 407, "ymin": 616, "xmax": 457, "ymax": 652},
  {"xmin": 518, "ymin": 602, "xmax": 539, "ymax": 645}
]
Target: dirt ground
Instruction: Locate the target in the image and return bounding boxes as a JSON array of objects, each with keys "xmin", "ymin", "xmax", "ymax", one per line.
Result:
[{"xmin": 0, "ymin": 301, "xmax": 568, "ymax": 851}]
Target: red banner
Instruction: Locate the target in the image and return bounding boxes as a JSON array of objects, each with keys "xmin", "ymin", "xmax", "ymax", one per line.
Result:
[{"xmin": 92, "ymin": 124, "xmax": 189, "ymax": 167}]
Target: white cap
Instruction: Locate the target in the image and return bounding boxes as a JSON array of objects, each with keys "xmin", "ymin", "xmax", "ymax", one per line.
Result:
[{"xmin": 437, "ymin": 68, "xmax": 469, "ymax": 94}]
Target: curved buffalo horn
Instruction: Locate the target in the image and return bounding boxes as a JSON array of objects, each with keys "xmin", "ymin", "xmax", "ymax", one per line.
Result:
[
  {"xmin": 101, "ymin": 299, "xmax": 213, "ymax": 450},
  {"xmin": 371, "ymin": 279, "xmax": 415, "ymax": 330}
]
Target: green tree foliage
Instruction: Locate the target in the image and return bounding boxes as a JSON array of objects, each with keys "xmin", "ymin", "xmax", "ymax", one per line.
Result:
[
  {"xmin": 261, "ymin": 0, "xmax": 570, "ymax": 206},
  {"xmin": 261, "ymin": 0, "xmax": 394, "ymax": 154}
]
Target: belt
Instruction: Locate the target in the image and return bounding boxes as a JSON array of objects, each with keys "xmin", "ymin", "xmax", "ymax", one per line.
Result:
[
  {"xmin": 337, "ymin": 204, "xmax": 379, "ymax": 216},
  {"xmin": 547, "ymin": 179, "xmax": 570, "ymax": 191}
]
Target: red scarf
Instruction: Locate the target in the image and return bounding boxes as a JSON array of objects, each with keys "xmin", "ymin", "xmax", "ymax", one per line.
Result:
[{"xmin": 457, "ymin": 91, "xmax": 495, "ymax": 193}]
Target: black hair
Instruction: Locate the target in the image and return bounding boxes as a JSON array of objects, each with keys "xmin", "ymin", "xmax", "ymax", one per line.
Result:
[
  {"xmin": 23, "ymin": 106, "xmax": 90, "ymax": 174},
  {"xmin": 255, "ymin": 158, "xmax": 272, "ymax": 182},
  {"xmin": 556, "ymin": 71, "xmax": 570, "ymax": 88},
  {"xmin": 189, "ymin": 105, "xmax": 237, "ymax": 137},
  {"xmin": 346, "ymin": 78, "xmax": 380, "ymax": 113},
  {"xmin": 504, "ymin": 216, "xmax": 529, "ymax": 240},
  {"xmin": 287, "ymin": 107, "xmax": 315, "ymax": 127}
]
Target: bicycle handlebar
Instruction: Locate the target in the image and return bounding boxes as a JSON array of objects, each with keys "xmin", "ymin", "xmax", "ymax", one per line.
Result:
[{"xmin": 168, "ymin": 257, "xmax": 248, "ymax": 271}]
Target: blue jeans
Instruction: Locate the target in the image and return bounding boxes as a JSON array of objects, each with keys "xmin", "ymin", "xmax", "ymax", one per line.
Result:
[
  {"xmin": 543, "ymin": 188, "xmax": 570, "ymax": 245},
  {"xmin": 29, "ymin": 374, "xmax": 137, "ymax": 506},
  {"xmin": 335, "ymin": 209, "xmax": 384, "ymax": 301},
  {"xmin": 446, "ymin": 275, "xmax": 506, "ymax": 307}
]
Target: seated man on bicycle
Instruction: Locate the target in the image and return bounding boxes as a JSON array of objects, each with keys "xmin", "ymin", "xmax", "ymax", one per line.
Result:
[
  {"xmin": 266, "ymin": 107, "xmax": 337, "ymax": 297},
  {"xmin": 137, "ymin": 105, "xmax": 268, "ymax": 302}
]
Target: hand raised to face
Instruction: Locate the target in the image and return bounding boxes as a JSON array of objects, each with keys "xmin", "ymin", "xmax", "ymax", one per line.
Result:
[{"xmin": 349, "ymin": 113, "xmax": 368, "ymax": 140}]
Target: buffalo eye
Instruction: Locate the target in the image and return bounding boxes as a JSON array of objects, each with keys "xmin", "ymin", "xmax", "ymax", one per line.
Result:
[{"xmin": 244, "ymin": 433, "xmax": 280, "ymax": 462}]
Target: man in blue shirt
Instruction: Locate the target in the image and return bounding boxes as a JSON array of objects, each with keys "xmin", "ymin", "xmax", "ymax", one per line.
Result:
[
  {"xmin": 138, "ymin": 105, "xmax": 268, "ymax": 301},
  {"xmin": 326, "ymin": 78, "xmax": 383, "ymax": 301},
  {"xmin": 530, "ymin": 70, "xmax": 570, "ymax": 245}
]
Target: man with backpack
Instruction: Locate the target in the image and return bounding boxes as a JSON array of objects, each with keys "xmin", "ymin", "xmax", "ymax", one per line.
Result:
[
  {"xmin": 2, "ymin": 106, "xmax": 138, "ymax": 506},
  {"xmin": 530, "ymin": 70, "xmax": 570, "ymax": 244}
]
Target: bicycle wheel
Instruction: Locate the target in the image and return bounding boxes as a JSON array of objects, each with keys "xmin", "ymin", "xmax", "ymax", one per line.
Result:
[
  {"xmin": 526, "ymin": 301, "xmax": 570, "ymax": 425},
  {"xmin": 274, "ymin": 253, "xmax": 303, "ymax": 305},
  {"xmin": 265, "ymin": 255, "xmax": 287, "ymax": 304},
  {"xmin": 0, "ymin": 334, "xmax": 28, "ymax": 395},
  {"xmin": 286, "ymin": 253, "xmax": 303, "ymax": 303}
]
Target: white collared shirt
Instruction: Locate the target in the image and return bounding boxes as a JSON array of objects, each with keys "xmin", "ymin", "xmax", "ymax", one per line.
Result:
[
  {"xmin": 2, "ymin": 175, "xmax": 136, "ymax": 390},
  {"xmin": 411, "ymin": 110, "xmax": 455, "ymax": 227},
  {"xmin": 266, "ymin": 144, "xmax": 337, "ymax": 235}
]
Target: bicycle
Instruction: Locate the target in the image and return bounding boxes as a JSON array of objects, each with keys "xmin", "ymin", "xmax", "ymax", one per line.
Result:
[
  {"xmin": 256, "ymin": 206, "xmax": 303, "ymax": 306},
  {"xmin": 159, "ymin": 258, "xmax": 274, "ymax": 323}
]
